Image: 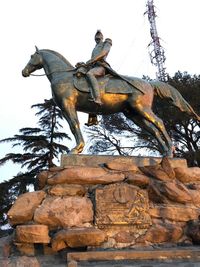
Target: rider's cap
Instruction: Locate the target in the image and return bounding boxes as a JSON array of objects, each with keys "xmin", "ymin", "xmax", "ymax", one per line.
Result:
[{"xmin": 95, "ymin": 30, "xmax": 103, "ymax": 38}]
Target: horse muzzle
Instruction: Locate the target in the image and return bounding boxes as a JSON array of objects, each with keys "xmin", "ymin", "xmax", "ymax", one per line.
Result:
[{"xmin": 22, "ymin": 68, "xmax": 30, "ymax": 77}]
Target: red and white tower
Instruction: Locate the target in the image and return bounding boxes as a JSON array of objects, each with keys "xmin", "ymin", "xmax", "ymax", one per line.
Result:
[{"xmin": 145, "ymin": 0, "xmax": 167, "ymax": 81}]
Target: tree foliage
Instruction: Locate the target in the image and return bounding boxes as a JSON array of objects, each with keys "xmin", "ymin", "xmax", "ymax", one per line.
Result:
[
  {"xmin": 86, "ymin": 113, "xmax": 159, "ymax": 156},
  {"xmin": 163, "ymin": 72, "xmax": 200, "ymax": 165},
  {"xmin": 0, "ymin": 98, "xmax": 70, "ymax": 226}
]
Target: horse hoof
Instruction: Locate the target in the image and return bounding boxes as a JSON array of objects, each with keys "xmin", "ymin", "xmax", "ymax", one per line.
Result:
[
  {"xmin": 163, "ymin": 151, "xmax": 173, "ymax": 158},
  {"xmin": 69, "ymin": 146, "xmax": 84, "ymax": 155},
  {"xmin": 68, "ymin": 149, "xmax": 79, "ymax": 155}
]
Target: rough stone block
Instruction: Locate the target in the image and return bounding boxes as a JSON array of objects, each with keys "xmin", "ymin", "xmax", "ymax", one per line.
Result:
[
  {"xmin": 15, "ymin": 242, "xmax": 35, "ymax": 256},
  {"xmin": 52, "ymin": 238, "xmax": 67, "ymax": 252},
  {"xmin": 7, "ymin": 191, "xmax": 46, "ymax": 225},
  {"xmin": 43, "ymin": 244, "xmax": 56, "ymax": 255},
  {"xmin": 0, "ymin": 235, "xmax": 13, "ymax": 258},
  {"xmin": 105, "ymin": 158, "xmax": 139, "ymax": 172},
  {"xmin": 68, "ymin": 260, "xmax": 78, "ymax": 267},
  {"xmin": 34, "ymin": 196, "xmax": 93, "ymax": 228},
  {"xmin": 148, "ymin": 179, "xmax": 192, "ymax": 204},
  {"xmin": 48, "ymin": 184, "xmax": 86, "ymax": 197},
  {"xmin": 136, "ymin": 223, "xmax": 183, "ymax": 243},
  {"xmin": 139, "ymin": 165, "xmax": 171, "ymax": 182},
  {"xmin": 52, "ymin": 228, "xmax": 106, "ymax": 250},
  {"xmin": 149, "ymin": 205, "xmax": 200, "ymax": 222},
  {"xmin": 161, "ymin": 157, "xmax": 176, "ymax": 179},
  {"xmin": 15, "ymin": 225, "xmax": 50, "ymax": 243},
  {"xmin": 126, "ymin": 173, "xmax": 150, "ymax": 188},
  {"xmin": 174, "ymin": 167, "xmax": 200, "ymax": 183},
  {"xmin": 189, "ymin": 189, "xmax": 200, "ymax": 208},
  {"xmin": 47, "ymin": 166, "xmax": 125, "ymax": 185},
  {"xmin": 37, "ymin": 168, "xmax": 65, "ymax": 189},
  {"xmin": 14, "ymin": 256, "xmax": 40, "ymax": 267},
  {"xmin": 186, "ymin": 218, "xmax": 200, "ymax": 244}
]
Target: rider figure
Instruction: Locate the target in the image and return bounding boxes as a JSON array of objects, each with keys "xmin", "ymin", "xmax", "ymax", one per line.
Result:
[
  {"xmin": 76, "ymin": 30, "xmax": 112, "ymax": 126},
  {"xmin": 86, "ymin": 30, "xmax": 112, "ymax": 105}
]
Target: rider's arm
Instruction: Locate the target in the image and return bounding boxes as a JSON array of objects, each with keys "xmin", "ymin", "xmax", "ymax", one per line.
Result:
[{"xmin": 87, "ymin": 38, "xmax": 112, "ymax": 65}]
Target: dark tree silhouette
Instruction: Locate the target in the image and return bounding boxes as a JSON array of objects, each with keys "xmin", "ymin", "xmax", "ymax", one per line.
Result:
[{"xmin": 0, "ymin": 98, "xmax": 70, "ymax": 226}]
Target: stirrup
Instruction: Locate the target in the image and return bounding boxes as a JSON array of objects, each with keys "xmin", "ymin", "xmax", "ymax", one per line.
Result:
[
  {"xmin": 94, "ymin": 99, "xmax": 103, "ymax": 105},
  {"xmin": 88, "ymin": 98, "xmax": 103, "ymax": 105},
  {"xmin": 85, "ymin": 121, "xmax": 98, "ymax": 127}
]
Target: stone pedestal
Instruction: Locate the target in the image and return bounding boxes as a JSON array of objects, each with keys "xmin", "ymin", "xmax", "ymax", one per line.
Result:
[
  {"xmin": 61, "ymin": 154, "xmax": 187, "ymax": 168},
  {"xmin": 7, "ymin": 155, "xmax": 200, "ymax": 256}
]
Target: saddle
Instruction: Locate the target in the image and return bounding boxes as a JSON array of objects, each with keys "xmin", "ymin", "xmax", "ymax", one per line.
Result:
[{"xmin": 73, "ymin": 72, "xmax": 145, "ymax": 95}]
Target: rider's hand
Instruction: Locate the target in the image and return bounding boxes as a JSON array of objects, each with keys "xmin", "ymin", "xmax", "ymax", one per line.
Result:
[
  {"xmin": 75, "ymin": 62, "xmax": 85, "ymax": 68},
  {"xmin": 86, "ymin": 60, "xmax": 93, "ymax": 65}
]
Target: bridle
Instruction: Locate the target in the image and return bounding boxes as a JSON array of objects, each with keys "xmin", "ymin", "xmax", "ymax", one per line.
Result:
[{"xmin": 28, "ymin": 51, "xmax": 75, "ymax": 77}]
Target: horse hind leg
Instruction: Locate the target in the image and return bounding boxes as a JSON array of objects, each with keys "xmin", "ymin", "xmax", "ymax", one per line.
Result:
[
  {"xmin": 129, "ymin": 96, "xmax": 173, "ymax": 155},
  {"xmin": 142, "ymin": 110, "xmax": 172, "ymax": 156},
  {"xmin": 128, "ymin": 93, "xmax": 172, "ymax": 152},
  {"xmin": 124, "ymin": 111, "xmax": 171, "ymax": 156}
]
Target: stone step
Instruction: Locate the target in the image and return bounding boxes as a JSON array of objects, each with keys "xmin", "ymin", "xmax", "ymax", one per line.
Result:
[
  {"xmin": 61, "ymin": 154, "xmax": 187, "ymax": 168},
  {"xmin": 67, "ymin": 247, "xmax": 200, "ymax": 267}
]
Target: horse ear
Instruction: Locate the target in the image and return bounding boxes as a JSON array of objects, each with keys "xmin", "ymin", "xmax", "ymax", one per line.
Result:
[{"xmin": 35, "ymin": 45, "xmax": 39, "ymax": 52}]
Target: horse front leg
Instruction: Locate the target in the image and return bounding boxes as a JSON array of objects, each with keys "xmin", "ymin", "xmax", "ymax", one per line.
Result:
[{"xmin": 62, "ymin": 101, "xmax": 85, "ymax": 154}]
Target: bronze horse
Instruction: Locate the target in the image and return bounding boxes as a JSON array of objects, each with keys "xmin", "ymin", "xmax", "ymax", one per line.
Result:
[{"xmin": 22, "ymin": 48, "xmax": 200, "ymax": 156}]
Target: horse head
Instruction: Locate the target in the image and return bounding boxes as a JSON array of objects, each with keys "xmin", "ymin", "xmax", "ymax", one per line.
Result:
[
  {"xmin": 22, "ymin": 47, "xmax": 74, "ymax": 78},
  {"xmin": 22, "ymin": 47, "xmax": 43, "ymax": 77}
]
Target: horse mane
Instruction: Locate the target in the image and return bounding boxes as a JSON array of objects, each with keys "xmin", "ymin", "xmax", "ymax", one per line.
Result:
[{"xmin": 41, "ymin": 49, "xmax": 75, "ymax": 69}]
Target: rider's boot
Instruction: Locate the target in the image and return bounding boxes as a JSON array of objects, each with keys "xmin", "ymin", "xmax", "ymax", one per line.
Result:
[
  {"xmin": 85, "ymin": 114, "xmax": 99, "ymax": 127},
  {"xmin": 86, "ymin": 74, "xmax": 103, "ymax": 105}
]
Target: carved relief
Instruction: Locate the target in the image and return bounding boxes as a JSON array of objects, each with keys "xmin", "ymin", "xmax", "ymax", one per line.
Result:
[{"xmin": 95, "ymin": 183, "xmax": 151, "ymax": 228}]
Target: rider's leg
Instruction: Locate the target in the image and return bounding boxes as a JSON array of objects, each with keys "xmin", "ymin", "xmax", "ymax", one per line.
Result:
[
  {"xmin": 87, "ymin": 73, "xmax": 102, "ymax": 104},
  {"xmin": 86, "ymin": 67, "xmax": 105, "ymax": 105}
]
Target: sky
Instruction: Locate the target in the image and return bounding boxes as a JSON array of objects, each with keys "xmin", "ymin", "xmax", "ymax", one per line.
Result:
[{"xmin": 0, "ymin": 0, "xmax": 200, "ymax": 182}]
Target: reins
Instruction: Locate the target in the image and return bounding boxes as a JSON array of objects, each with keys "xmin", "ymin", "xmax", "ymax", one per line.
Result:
[
  {"xmin": 30, "ymin": 69, "xmax": 75, "ymax": 77},
  {"xmin": 30, "ymin": 73, "xmax": 46, "ymax": 76}
]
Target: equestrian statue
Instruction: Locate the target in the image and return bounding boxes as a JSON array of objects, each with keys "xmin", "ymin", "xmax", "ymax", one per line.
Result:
[{"xmin": 22, "ymin": 32, "xmax": 200, "ymax": 157}]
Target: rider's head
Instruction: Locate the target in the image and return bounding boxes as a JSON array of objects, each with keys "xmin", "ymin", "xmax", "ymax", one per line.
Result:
[{"xmin": 95, "ymin": 30, "xmax": 103, "ymax": 44}]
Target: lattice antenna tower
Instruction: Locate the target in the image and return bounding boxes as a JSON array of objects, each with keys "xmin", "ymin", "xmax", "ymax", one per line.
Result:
[{"xmin": 145, "ymin": 0, "xmax": 167, "ymax": 81}]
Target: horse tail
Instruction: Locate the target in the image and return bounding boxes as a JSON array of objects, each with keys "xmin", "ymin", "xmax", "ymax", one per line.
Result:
[{"xmin": 150, "ymin": 81, "xmax": 200, "ymax": 121}]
